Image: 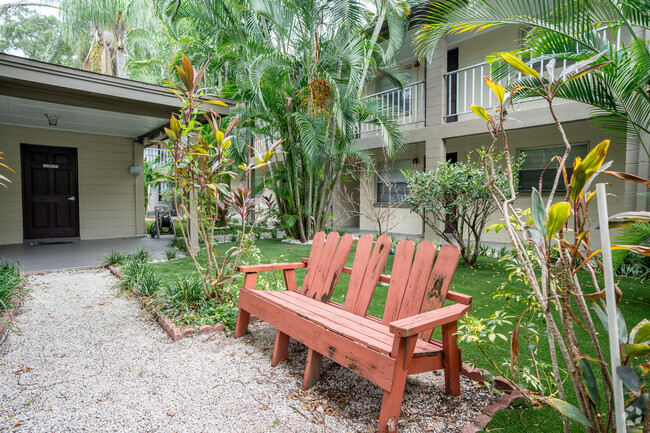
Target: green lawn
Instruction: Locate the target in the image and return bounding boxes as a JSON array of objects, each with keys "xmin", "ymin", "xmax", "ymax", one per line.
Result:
[{"xmin": 150, "ymin": 238, "xmax": 648, "ymax": 432}]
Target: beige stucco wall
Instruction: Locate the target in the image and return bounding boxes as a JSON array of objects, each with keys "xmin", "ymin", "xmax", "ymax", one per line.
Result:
[
  {"xmin": 443, "ymin": 120, "xmax": 628, "ymax": 244},
  {"xmin": 357, "ymin": 143, "xmax": 426, "ymax": 236},
  {"xmin": 0, "ymin": 124, "xmax": 145, "ymax": 245}
]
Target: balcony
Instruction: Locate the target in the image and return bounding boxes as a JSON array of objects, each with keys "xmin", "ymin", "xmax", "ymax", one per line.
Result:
[
  {"xmin": 358, "ymin": 80, "xmax": 425, "ymax": 134},
  {"xmin": 443, "ymin": 59, "xmax": 573, "ymax": 121},
  {"xmin": 444, "ymin": 27, "xmax": 621, "ymax": 121}
]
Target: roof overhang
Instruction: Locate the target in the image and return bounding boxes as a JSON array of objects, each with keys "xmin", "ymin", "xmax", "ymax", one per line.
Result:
[{"xmin": 0, "ymin": 54, "xmax": 231, "ymax": 141}]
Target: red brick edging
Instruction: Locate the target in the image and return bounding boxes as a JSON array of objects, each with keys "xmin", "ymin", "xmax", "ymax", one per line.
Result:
[
  {"xmin": 460, "ymin": 366, "xmax": 529, "ymax": 433},
  {"xmin": 106, "ymin": 265, "xmax": 225, "ymax": 342},
  {"xmin": 0, "ymin": 277, "xmax": 26, "ymax": 345}
]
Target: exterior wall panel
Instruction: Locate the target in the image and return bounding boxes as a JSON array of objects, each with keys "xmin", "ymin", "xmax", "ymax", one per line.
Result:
[{"xmin": 0, "ymin": 124, "xmax": 144, "ymax": 245}]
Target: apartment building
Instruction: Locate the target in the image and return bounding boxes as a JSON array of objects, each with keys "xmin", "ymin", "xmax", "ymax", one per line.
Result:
[{"xmin": 343, "ymin": 24, "xmax": 649, "ymax": 243}]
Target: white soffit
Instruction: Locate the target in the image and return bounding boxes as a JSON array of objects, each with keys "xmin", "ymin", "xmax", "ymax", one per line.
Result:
[{"xmin": 0, "ymin": 95, "xmax": 168, "ymax": 138}]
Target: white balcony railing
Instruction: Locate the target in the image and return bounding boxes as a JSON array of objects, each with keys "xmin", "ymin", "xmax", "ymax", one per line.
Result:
[
  {"xmin": 444, "ymin": 27, "xmax": 623, "ymax": 120},
  {"xmin": 359, "ymin": 80, "xmax": 425, "ymax": 133},
  {"xmin": 144, "ymin": 145, "xmax": 170, "ymax": 164}
]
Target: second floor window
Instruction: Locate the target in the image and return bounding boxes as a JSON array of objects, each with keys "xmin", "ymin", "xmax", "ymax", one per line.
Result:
[
  {"xmin": 518, "ymin": 143, "xmax": 588, "ymax": 191},
  {"xmin": 376, "ymin": 159, "xmax": 411, "ymax": 203}
]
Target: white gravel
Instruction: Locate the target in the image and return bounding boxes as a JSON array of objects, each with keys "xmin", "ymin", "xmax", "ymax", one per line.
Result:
[{"xmin": 0, "ymin": 268, "xmax": 497, "ymax": 432}]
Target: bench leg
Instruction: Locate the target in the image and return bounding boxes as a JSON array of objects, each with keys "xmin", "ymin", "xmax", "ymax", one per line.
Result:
[
  {"xmin": 302, "ymin": 349, "xmax": 322, "ymax": 389},
  {"xmin": 234, "ymin": 309, "xmax": 250, "ymax": 338},
  {"xmin": 378, "ymin": 336, "xmax": 413, "ymax": 433},
  {"xmin": 442, "ymin": 321, "xmax": 460, "ymax": 396},
  {"xmin": 271, "ymin": 331, "xmax": 290, "ymax": 367}
]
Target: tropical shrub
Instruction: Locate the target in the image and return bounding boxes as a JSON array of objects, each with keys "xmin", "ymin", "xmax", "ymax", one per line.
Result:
[
  {"xmin": 405, "ymin": 150, "xmax": 520, "ymax": 265},
  {"xmin": 466, "ymin": 53, "xmax": 650, "ymax": 432},
  {"xmin": 151, "ymin": 55, "xmax": 277, "ymax": 302},
  {"xmin": 165, "ymin": 249, "xmax": 178, "ymax": 260}
]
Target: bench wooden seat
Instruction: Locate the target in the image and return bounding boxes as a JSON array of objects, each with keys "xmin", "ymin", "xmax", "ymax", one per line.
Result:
[{"xmin": 234, "ymin": 232, "xmax": 471, "ymax": 432}]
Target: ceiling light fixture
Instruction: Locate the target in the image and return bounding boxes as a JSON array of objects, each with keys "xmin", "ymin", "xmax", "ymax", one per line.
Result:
[{"xmin": 45, "ymin": 114, "xmax": 60, "ymax": 126}]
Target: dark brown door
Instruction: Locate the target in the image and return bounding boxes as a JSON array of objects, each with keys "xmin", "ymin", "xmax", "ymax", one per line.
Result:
[{"xmin": 21, "ymin": 144, "xmax": 79, "ymax": 240}]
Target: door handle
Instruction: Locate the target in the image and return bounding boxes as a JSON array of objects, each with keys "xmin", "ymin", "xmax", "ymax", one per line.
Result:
[{"xmin": 68, "ymin": 196, "xmax": 76, "ymax": 201}]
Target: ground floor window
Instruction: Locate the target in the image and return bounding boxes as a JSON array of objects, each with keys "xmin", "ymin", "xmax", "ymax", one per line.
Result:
[
  {"xmin": 518, "ymin": 143, "xmax": 588, "ymax": 191},
  {"xmin": 376, "ymin": 159, "xmax": 412, "ymax": 203}
]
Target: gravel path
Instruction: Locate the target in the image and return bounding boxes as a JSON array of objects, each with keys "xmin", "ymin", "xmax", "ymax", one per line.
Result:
[{"xmin": 0, "ymin": 268, "xmax": 498, "ymax": 432}]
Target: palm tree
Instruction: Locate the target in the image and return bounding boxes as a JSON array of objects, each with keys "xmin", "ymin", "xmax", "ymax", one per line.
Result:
[
  {"xmin": 165, "ymin": 0, "xmax": 410, "ymax": 241},
  {"xmin": 414, "ymin": 0, "xmax": 650, "ymax": 157},
  {"xmin": 59, "ymin": 0, "xmax": 153, "ymax": 77}
]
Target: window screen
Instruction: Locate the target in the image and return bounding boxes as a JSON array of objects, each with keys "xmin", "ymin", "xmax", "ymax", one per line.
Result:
[{"xmin": 518, "ymin": 143, "xmax": 588, "ymax": 191}]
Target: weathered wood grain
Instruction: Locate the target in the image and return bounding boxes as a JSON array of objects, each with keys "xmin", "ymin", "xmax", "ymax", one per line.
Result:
[
  {"xmin": 348, "ymin": 235, "xmax": 392, "ymax": 316},
  {"xmin": 382, "ymin": 240, "xmax": 415, "ymax": 325}
]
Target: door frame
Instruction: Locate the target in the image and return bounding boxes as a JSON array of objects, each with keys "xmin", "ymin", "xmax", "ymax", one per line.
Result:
[{"xmin": 20, "ymin": 143, "xmax": 80, "ymax": 242}]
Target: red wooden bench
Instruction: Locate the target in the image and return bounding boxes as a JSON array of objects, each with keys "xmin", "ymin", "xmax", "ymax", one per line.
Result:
[{"xmin": 234, "ymin": 232, "xmax": 471, "ymax": 432}]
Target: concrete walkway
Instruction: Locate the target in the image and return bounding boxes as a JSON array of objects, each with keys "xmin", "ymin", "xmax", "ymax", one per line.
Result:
[{"xmin": 0, "ymin": 237, "xmax": 170, "ymax": 274}]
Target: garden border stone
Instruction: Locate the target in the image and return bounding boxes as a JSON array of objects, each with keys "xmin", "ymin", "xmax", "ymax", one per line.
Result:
[
  {"xmin": 0, "ymin": 276, "xmax": 25, "ymax": 346},
  {"xmin": 106, "ymin": 265, "xmax": 226, "ymax": 342}
]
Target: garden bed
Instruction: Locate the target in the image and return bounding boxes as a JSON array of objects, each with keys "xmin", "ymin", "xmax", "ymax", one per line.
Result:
[
  {"xmin": 106, "ymin": 264, "xmax": 227, "ymax": 342},
  {"xmin": 0, "ymin": 263, "xmax": 26, "ymax": 346}
]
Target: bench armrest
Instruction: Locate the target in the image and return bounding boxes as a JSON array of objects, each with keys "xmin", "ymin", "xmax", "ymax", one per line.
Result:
[
  {"xmin": 237, "ymin": 263, "xmax": 307, "ymax": 273},
  {"xmin": 389, "ymin": 303, "xmax": 471, "ymax": 337}
]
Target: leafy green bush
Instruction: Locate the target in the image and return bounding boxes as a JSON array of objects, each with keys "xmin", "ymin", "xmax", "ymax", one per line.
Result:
[
  {"xmin": 404, "ymin": 148, "xmax": 521, "ymax": 265},
  {"xmin": 0, "ymin": 261, "xmax": 24, "ymax": 313},
  {"xmin": 131, "ymin": 248, "xmax": 152, "ymax": 263},
  {"xmin": 159, "ymin": 275, "xmax": 206, "ymax": 318},
  {"xmin": 119, "ymin": 258, "xmax": 148, "ymax": 291},
  {"xmin": 137, "ymin": 269, "xmax": 162, "ymax": 297},
  {"xmin": 102, "ymin": 250, "xmax": 127, "ymax": 267},
  {"xmin": 169, "ymin": 236, "xmax": 187, "ymax": 252},
  {"xmin": 165, "ymin": 249, "xmax": 178, "ymax": 260}
]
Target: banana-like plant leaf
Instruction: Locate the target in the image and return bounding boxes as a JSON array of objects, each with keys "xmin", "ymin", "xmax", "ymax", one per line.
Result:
[
  {"xmin": 605, "ymin": 211, "xmax": 650, "ymax": 229},
  {"xmin": 579, "ymin": 358, "xmax": 600, "ymax": 406},
  {"xmin": 484, "ymin": 77, "xmax": 505, "ymax": 104},
  {"xmin": 616, "ymin": 366, "xmax": 641, "ymax": 396},
  {"xmin": 500, "ymin": 53, "xmax": 541, "ymax": 80},
  {"xmin": 201, "ymin": 100, "xmax": 229, "ymax": 107},
  {"xmin": 623, "ymin": 343, "xmax": 650, "ymax": 358},
  {"xmin": 523, "ymin": 225, "xmax": 544, "ymax": 249},
  {"xmin": 558, "ymin": 51, "xmax": 606, "ymax": 81},
  {"xmin": 570, "ymin": 140, "xmax": 609, "ymax": 202},
  {"xmin": 592, "ymin": 303, "xmax": 609, "ymax": 332},
  {"xmin": 605, "ymin": 171, "xmax": 650, "ymax": 187},
  {"xmin": 547, "ymin": 202, "xmax": 571, "ymax": 238},
  {"xmin": 531, "ymin": 188, "xmax": 547, "ymax": 237},
  {"xmin": 618, "ymin": 308, "xmax": 628, "ymax": 344},
  {"xmin": 630, "ymin": 320, "xmax": 650, "ymax": 344},
  {"xmin": 470, "ymin": 104, "xmax": 491, "ymax": 122},
  {"xmin": 583, "ymin": 160, "xmax": 613, "ymax": 194},
  {"xmin": 547, "ymin": 398, "xmax": 592, "ymax": 427}
]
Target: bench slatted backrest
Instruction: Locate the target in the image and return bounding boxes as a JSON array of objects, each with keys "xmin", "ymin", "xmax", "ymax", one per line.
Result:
[
  {"xmin": 383, "ymin": 242, "xmax": 461, "ymax": 339},
  {"xmin": 302, "ymin": 232, "xmax": 355, "ymax": 303},
  {"xmin": 343, "ymin": 234, "xmax": 392, "ymax": 316}
]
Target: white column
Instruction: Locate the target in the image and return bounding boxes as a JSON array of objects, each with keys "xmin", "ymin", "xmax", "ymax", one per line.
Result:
[{"xmin": 188, "ymin": 187, "xmax": 200, "ymax": 254}]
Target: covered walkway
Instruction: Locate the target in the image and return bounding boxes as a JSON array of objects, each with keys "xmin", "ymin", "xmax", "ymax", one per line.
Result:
[{"xmin": 0, "ymin": 237, "xmax": 170, "ymax": 273}]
